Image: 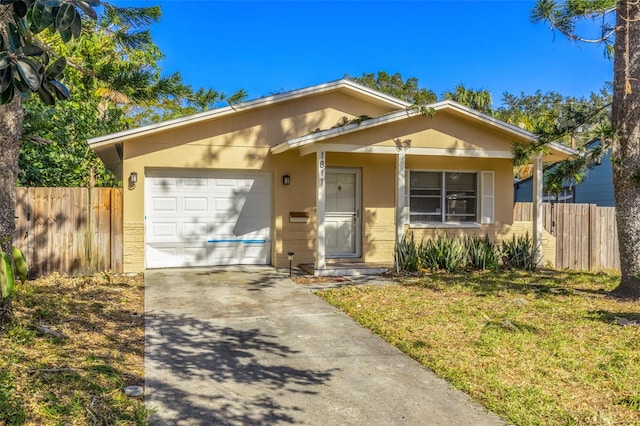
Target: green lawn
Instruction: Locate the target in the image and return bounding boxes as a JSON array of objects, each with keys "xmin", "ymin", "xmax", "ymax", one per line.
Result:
[
  {"xmin": 318, "ymin": 270, "xmax": 640, "ymax": 425},
  {"xmin": 0, "ymin": 273, "xmax": 146, "ymax": 425}
]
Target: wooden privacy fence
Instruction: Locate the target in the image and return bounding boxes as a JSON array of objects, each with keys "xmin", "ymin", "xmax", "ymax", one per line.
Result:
[
  {"xmin": 13, "ymin": 187, "xmax": 123, "ymax": 278},
  {"xmin": 514, "ymin": 202, "xmax": 620, "ymax": 271}
]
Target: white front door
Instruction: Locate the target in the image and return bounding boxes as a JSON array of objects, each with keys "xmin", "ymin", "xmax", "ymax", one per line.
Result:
[{"xmin": 325, "ymin": 168, "xmax": 360, "ymax": 257}]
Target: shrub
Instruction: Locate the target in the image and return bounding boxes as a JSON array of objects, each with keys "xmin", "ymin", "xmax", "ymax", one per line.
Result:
[
  {"xmin": 464, "ymin": 235, "xmax": 499, "ymax": 271},
  {"xmin": 394, "ymin": 232, "xmax": 539, "ymax": 274},
  {"xmin": 421, "ymin": 234, "xmax": 467, "ymax": 273},
  {"xmin": 500, "ymin": 233, "xmax": 539, "ymax": 271},
  {"xmin": 395, "ymin": 233, "xmax": 420, "ymax": 273}
]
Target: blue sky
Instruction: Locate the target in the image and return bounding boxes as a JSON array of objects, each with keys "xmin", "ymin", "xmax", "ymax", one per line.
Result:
[{"xmin": 113, "ymin": 1, "xmax": 613, "ymax": 107}]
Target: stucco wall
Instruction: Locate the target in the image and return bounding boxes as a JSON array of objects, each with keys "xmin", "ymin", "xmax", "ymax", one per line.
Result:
[
  {"xmin": 122, "ymin": 90, "xmax": 393, "ymax": 272},
  {"xmin": 119, "ymin": 89, "xmax": 535, "ymax": 273}
]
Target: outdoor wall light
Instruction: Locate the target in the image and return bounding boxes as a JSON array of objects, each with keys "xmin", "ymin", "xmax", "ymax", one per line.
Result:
[
  {"xmin": 282, "ymin": 174, "xmax": 291, "ymax": 186},
  {"xmin": 128, "ymin": 171, "xmax": 138, "ymax": 190}
]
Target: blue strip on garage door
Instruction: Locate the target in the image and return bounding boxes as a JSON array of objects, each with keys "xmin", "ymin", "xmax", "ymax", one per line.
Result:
[{"xmin": 207, "ymin": 239, "xmax": 267, "ymax": 244}]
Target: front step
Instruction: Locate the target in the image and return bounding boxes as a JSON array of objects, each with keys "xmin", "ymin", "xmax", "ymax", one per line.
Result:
[{"xmin": 299, "ymin": 262, "xmax": 392, "ymax": 277}]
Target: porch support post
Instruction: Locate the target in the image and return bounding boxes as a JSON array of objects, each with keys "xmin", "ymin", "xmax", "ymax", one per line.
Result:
[
  {"xmin": 316, "ymin": 150, "xmax": 326, "ymax": 271},
  {"xmin": 532, "ymin": 153, "xmax": 543, "ymax": 266},
  {"xmin": 396, "ymin": 150, "xmax": 406, "ymax": 245}
]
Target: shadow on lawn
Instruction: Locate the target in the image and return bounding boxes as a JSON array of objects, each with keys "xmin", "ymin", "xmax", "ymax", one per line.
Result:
[
  {"xmin": 145, "ymin": 312, "xmax": 337, "ymax": 425},
  {"xmin": 586, "ymin": 310, "xmax": 640, "ymax": 325},
  {"xmin": 397, "ymin": 269, "xmax": 617, "ymax": 298}
]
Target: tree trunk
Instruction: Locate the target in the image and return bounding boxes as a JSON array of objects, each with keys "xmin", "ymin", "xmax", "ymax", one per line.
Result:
[
  {"xmin": 0, "ymin": 8, "xmax": 24, "ymax": 323},
  {"xmin": 611, "ymin": 0, "xmax": 640, "ymax": 298}
]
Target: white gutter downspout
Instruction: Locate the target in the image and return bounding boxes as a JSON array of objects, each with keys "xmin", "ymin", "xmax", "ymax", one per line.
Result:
[
  {"xmin": 532, "ymin": 153, "xmax": 544, "ymax": 266},
  {"xmin": 316, "ymin": 150, "xmax": 326, "ymax": 274}
]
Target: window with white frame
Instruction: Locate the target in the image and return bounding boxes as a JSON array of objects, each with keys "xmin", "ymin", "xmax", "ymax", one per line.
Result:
[{"xmin": 409, "ymin": 171, "xmax": 480, "ymax": 225}]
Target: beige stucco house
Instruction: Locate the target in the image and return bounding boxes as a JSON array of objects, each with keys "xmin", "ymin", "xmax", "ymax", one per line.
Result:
[{"xmin": 88, "ymin": 79, "xmax": 573, "ymax": 275}]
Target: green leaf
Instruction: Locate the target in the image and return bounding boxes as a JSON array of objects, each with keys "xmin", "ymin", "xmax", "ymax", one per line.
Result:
[
  {"xmin": 13, "ymin": 10, "xmax": 30, "ymax": 38},
  {"xmin": 29, "ymin": 2, "xmax": 54, "ymax": 33},
  {"xmin": 16, "ymin": 44, "xmax": 44, "ymax": 57},
  {"xmin": 11, "ymin": 247, "xmax": 28, "ymax": 284},
  {"xmin": 38, "ymin": 82, "xmax": 55, "ymax": 105},
  {"xmin": 49, "ymin": 79, "xmax": 69, "ymax": 100},
  {"xmin": 12, "ymin": 68, "xmax": 31, "ymax": 94},
  {"xmin": 13, "ymin": 0, "xmax": 28, "ymax": 18},
  {"xmin": 0, "ymin": 52, "xmax": 10, "ymax": 70},
  {"xmin": 70, "ymin": 8, "xmax": 81, "ymax": 38},
  {"xmin": 8, "ymin": 22, "xmax": 22, "ymax": 51},
  {"xmin": 0, "ymin": 82, "xmax": 14, "ymax": 104},
  {"xmin": 59, "ymin": 24, "xmax": 72, "ymax": 42},
  {"xmin": 0, "ymin": 252, "xmax": 15, "ymax": 299},
  {"xmin": 82, "ymin": 0, "xmax": 100, "ymax": 6},
  {"xmin": 0, "ymin": 67, "xmax": 11, "ymax": 92},
  {"xmin": 55, "ymin": 3, "xmax": 75, "ymax": 31},
  {"xmin": 16, "ymin": 58, "xmax": 41, "ymax": 91},
  {"xmin": 45, "ymin": 56, "xmax": 65, "ymax": 79}
]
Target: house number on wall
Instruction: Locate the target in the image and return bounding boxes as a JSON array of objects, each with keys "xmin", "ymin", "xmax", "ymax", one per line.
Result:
[{"xmin": 319, "ymin": 151, "xmax": 325, "ymax": 185}]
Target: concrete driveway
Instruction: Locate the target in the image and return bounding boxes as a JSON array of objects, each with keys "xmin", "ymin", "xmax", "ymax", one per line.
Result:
[{"xmin": 145, "ymin": 267, "xmax": 505, "ymax": 425}]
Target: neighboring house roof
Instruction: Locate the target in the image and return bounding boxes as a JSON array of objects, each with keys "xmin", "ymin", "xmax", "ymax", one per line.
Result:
[
  {"xmin": 514, "ymin": 139, "xmax": 604, "ymax": 186},
  {"xmin": 513, "ymin": 139, "xmax": 615, "ymax": 206}
]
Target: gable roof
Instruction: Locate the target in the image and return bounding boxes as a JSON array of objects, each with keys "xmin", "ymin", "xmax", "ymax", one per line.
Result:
[
  {"xmin": 87, "ymin": 79, "xmax": 411, "ymax": 149},
  {"xmin": 271, "ymin": 99, "xmax": 576, "ymax": 161}
]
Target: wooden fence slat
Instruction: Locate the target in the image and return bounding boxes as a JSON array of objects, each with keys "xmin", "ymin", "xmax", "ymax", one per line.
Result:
[
  {"xmin": 513, "ymin": 202, "xmax": 620, "ymax": 272},
  {"xmin": 12, "ymin": 187, "xmax": 123, "ymax": 278},
  {"xmin": 110, "ymin": 189, "xmax": 123, "ymax": 273}
]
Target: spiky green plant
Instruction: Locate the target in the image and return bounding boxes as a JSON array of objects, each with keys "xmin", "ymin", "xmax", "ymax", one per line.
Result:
[
  {"xmin": 422, "ymin": 234, "xmax": 467, "ymax": 273},
  {"xmin": 464, "ymin": 235, "xmax": 499, "ymax": 271},
  {"xmin": 500, "ymin": 233, "xmax": 539, "ymax": 271},
  {"xmin": 395, "ymin": 232, "xmax": 420, "ymax": 273}
]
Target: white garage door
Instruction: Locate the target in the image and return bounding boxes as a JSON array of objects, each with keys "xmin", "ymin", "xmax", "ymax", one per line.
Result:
[{"xmin": 145, "ymin": 169, "xmax": 272, "ymax": 268}]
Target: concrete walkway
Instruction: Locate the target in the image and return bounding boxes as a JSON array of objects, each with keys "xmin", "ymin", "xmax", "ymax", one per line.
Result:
[{"xmin": 145, "ymin": 267, "xmax": 505, "ymax": 425}]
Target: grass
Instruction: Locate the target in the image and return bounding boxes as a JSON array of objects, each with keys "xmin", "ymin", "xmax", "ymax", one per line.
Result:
[
  {"xmin": 318, "ymin": 270, "xmax": 640, "ymax": 426},
  {"xmin": 0, "ymin": 272, "xmax": 147, "ymax": 425}
]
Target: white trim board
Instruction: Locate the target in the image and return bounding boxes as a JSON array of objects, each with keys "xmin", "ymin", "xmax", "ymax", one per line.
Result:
[{"xmin": 299, "ymin": 144, "xmax": 514, "ymax": 158}]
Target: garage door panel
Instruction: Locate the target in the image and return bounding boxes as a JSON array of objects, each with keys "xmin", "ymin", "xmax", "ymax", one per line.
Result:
[
  {"xmin": 146, "ymin": 170, "xmax": 272, "ymax": 268},
  {"xmin": 151, "ymin": 222, "xmax": 178, "ymax": 238},
  {"xmin": 150, "ymin": 177, "xmax": 177, "ymax": 189},
  {"xmin": 183, "ymin": 222, "xmax": 208, "ymax": 238},
  {"xmin": 183, "ymin": 247, "xmax": 207, "ymax": 265},
  {"xmin": 183, "ymin": 178, "xmax": 208, "ymax": 188},
  {"xmin": 213, "ymin": 197, "xmax": 242, "ymax": 216},
  {"xmin": 241, "ymin": 194, "xmax": 272, "ymax": 217},
  {"xmin": 152, "ymin": 197, "xmax": 178, "ymax": 213},
  {"xmin": 232, "ymin": 219, "xmax": 270, "ymax": 237},
  {"xmin": 147, "ymin": 246, "xmax": 180, "ymax": 268},
  {"xmin": 183, "ymin": 197, "xmax": 208, "ymax": 212},
  {"xmin": 241, "ymin": 244, "xmax": 271, "ymax": 261}
]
